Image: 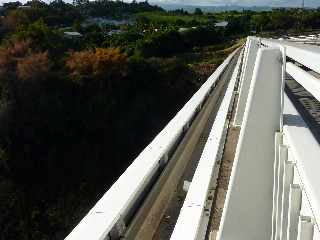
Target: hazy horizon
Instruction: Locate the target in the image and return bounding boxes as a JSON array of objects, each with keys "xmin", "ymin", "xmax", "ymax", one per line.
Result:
[
  {"xmin": 0, "ymin": 0, "xmax": 319, "ymax": 8},
  {"xmin": 150, "ymin": 0, "xmax": 318, "ymax": 8}
]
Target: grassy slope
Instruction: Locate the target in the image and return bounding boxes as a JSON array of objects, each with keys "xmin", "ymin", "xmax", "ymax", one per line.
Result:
[{"xmin": 156, "ymin": 39, "xmax": 243, "ymax": 86}]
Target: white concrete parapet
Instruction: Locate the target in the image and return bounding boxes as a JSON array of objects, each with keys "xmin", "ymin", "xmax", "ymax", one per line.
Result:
[
  {"xmin": 260, "ymin": 37, "xmax": 320, "ymax": 240},
  {"xmin": 286, "ymin": 62, "xmax": 320, "ymax": 103},
  {"xmin": 233, "ymin": 37, "xmax": 260, "ymax": 127},
  {"xmin": 218, "ymin": 47, "xmax": 283, "ymax": 240},
  {"xmin": 261, "ymin": 38, "xmax": 320, "ymax": 74},
  {"xmin": 65, "ymin": 48, "xmax": 239, "ymax": 240},
  {"xmin": 280, "ymin": 95, "xmax": 320, "ymax": 240}
]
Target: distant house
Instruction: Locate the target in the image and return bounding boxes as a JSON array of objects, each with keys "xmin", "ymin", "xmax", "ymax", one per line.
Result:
[
  {"xmin": 106, "ymin": 29, "xmax": 123, "ymax": 36},
  {"xmin": 178, "ymin": 27, "xmax": 189, "ymax": 33},
  {"xmin": 64, "ymin": 31, "xmax": 83, "ymax": 39},
  {"xmin": 83, "ymin": 18, "xmax": 133, "ymax": 28},
  {"xmin": 215, "ymin": 21, "xmax": 229, "ymax": 28},
  {"xmin": 18, "ymin": 5, "xmax": 32, "ymax": 9},
  {"xmin": 178, "ymin": 27, "xmax": 198, "ymax": 33}
]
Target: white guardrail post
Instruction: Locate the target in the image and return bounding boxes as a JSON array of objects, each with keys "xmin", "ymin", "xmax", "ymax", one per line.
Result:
[
  {"xmin": 170, "ymin": 46, "xmax": 243, "ymax": 240},
  {"xmin": 233, "ymin": 37, "xmax": 260, "ymax": 127},
  {"xmin": 217, "ymin": 47, "xmax": 283, "ymax": 240}
]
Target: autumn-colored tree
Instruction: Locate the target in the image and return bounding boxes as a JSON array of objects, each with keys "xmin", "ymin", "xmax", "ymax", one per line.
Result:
[
  {"xmin": 0, "ymin": 41, "xmax": 49, "ymax": 82},
  {"xmin": 65, "ymin": 49, "xmax": 95, "ymax": 81},
  {"xmin": 66, "ymin": 48, "xmax": 127, "ymax": 84},
  {"xmin": 17, "ymin": 51, "xmax": 49, "ymax": 81},
  {"xmin": 2, "ymin": 9, "xmax": 29, "ymax": 32},
  {"xmin": 0, "ymin": 48, "xmax": 13, "ymax": 76},
  {"xmin": 93, "ymin": 48, "xmax": 127, "ymax": 79},
  {"xmin": 10, "ymin": 40, "xmax": 30, "ymax": 57},
  {"xmin": 0, "ymin": 41, "xmax": 31, "ymax": 77}
]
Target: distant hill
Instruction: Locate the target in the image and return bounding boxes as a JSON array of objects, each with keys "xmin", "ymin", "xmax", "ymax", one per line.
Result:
[
  {"xmin": 151, "ymin": 3, "xmax": 272, "ymax": 13},
  {"xmin": 150, "ymin": 1, "xmax": 320, "ymax": 13}
]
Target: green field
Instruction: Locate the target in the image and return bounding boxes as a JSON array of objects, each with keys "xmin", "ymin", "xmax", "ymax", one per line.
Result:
[{"xmin": 135, "ymin": 11, "xmax": 210, "ymax": 25}]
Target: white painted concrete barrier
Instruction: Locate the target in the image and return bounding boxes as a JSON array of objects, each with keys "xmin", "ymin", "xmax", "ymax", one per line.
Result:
[
  {"xmin": 261, "ymin": 39, "xmax": 320, "ymax": 74},
  {"xmin": 217, "ymin": 48, "xmax": 283, "ymax": 240},
  {"xmin": 233, "ymin": 37, "xmax": 260, "ymax": 127},
  {"xmin": 281, "ymin": 95, "xmax": 320, "ymax": 240},
  {"xmin": 286, "ymin": 62, "xmax": 320, "ymax": 103},
  {"xmin": 65, "ymin": 48, "xmax": 239, "ymax": 240},
  {"xmin": 237, "ymin": 38, "xmax": 250, "ymax": 92},
  {"xmin": 170, "ymin": 48, "xmax": 243, "ymax": 240},
  {"xmin": 217, "ymin": 37, "xmax": 320, "ymax": 240}
]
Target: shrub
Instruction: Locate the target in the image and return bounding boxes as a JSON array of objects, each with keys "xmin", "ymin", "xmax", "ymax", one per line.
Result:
[{"xmin": 66, "ymin": 48, "xmax": 127, "ymax": 85}]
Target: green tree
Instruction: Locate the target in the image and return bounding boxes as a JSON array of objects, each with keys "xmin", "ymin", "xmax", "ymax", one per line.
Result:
[
  {"xmin": 14, "ymin": 19, "xmax": 64, "ymax": 53},
  {"xmin": 251, "ymin": 14, "xmax": 271, "ymax": 32},
  {"xmin": 136, "ymin": 30, "xmax": 186, "ymax": 57},
  {"xmin": 194, "ymin": 8, "xmax": 203, "ymax": 15}
]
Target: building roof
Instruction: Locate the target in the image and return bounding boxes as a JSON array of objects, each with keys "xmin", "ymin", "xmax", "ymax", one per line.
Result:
[
  {"xmin": 215, "ymin": 21, "xmax": 229, "ymax": 27},
  {"xmin": 64, "ymin": 31, "xmax": 83, "ymax": 37}
]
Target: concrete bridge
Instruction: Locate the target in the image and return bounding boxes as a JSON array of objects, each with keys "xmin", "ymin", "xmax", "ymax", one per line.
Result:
[{"xmin": 65, "ymin": 36, "xmax": 320, "ymax": 240}]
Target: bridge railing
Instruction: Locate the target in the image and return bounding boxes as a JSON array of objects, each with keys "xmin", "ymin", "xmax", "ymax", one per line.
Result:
[
  {"xmin": 65, "ymin": 48, "xmax": 239, "ymax": 240},
  {"xmin": 218, "ymin": 37, "xmax": 320, "ymax": 240},
  {"xmin": 276, "ymin": 94, "xmax": 320, "ymax": 240},
  {"xmin": 261, "ymin": 39, "xmax": 320, "ymax": 240}
]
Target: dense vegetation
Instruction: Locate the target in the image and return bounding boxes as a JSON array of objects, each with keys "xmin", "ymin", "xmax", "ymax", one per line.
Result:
[{"xmin": 0, "ymin": 0, "xmax": 319, "ymax": 239}]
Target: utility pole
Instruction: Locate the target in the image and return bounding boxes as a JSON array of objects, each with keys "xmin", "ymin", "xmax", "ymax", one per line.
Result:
[{"xmin": 302, "ymin": 0, "xmax": 305, "ymax": 9}]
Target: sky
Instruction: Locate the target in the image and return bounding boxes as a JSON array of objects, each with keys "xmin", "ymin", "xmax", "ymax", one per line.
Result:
[{"xmin": 0, "ymin": 0, "xmax": 319, "ymax": 8}]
